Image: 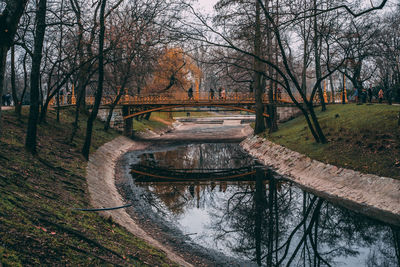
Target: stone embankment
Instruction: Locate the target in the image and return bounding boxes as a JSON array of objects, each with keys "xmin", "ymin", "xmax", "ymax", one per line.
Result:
[
  {"xmin": 241, "ymin": 135, "xmax": 400, "ymax": 226},
  {"xmin": 86, "ymin": 136, "xmax": 193, "ymax": 267}
]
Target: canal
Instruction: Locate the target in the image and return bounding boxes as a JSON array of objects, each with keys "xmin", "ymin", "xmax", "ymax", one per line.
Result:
[{"xmin": 118, "ymin": 119, "xmax": 399, "ymax": 266}]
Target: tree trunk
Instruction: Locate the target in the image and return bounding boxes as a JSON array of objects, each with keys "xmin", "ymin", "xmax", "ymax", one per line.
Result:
[
  {"xmin": 39, "ymin": 97, "xmax": 50, "ymax": 123},
  {"xmin": 104, "ymin": 94, "xmax": 122, "ymax": 131},
  {"xmin": 0, "ymin": 0, "xmax": 29, "ymax": 136},
  {"xmin": 77, "ymin": 74, "xmax": 87, "ymax": 113},
  {"xmin": 69, "ymin": 84, "xmax": 85, "ymax": 143},
  {"xmin": 82, "ymin": 0, "xmax": 107, "ymax": 160},
  {"xmin": 301, "ymin": 106, "xmax": 320, "ymax": 143},
  {"xmin": 11, "ymin": 46, "xmax": 24, "ymax": 118},
  {"xmin": 0, "ymin": 46, "xmax": 7, "ymax": 137},
  {"xmin": 11, "ymin": 46, "xmax": 17, "ymax": 110},
  {"xmin": 266, "ymin": 0, "xmax": 278, "ymax": 133},
  {"xmin": 313, "ymin": 0, "xmax": 326, "ymax": 112},
  {"xmin": 267, "ymin": 170, "xmax": 275, "ymax": 267},
  {"xmin": 14, "ymin": 52, "xmax": 28, "ymax": 119},
  {"xmin": 308, "ymin": 103, "xmax": 327, "ymax": 143},
  {"xmin": 395, "ymin": 73, "xmax": 400, "ymax": 103},
  {"xmin": 253, "ymin": 0, "xmax": 266, "ymax": 134},
  {"xmin": 25, "ymin": 0, "xmax": 47, "ymax": 154},
  {"xmin": 104, "ymin": 105, "xmax": 116, "ymax": 131},
  {"xmin": 254, "ymin": 168, "xmax": 265, "ymax": 266},
  {"xmin": 329, "ymin": 75, "xmax": 335, "ymax": 103}
]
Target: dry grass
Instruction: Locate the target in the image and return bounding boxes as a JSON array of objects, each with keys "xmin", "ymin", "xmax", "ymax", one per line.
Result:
[
  {"xmin": 0, "ymin": 108, "xmax": 177, "ymax": 266},
  {"xmin": 263, "ymin": 104, "xmax": 400, "ymax": 179}
]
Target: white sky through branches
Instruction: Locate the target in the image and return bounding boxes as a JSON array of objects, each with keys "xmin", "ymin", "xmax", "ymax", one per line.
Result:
[{"xmin": 196, "ymin": 0, "xmax": 219, "ymax": 14}]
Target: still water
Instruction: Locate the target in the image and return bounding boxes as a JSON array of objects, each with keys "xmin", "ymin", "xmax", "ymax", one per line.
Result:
[{"xmin": 129, "ymin": 142, "xmax": 399, "ymax": 267}]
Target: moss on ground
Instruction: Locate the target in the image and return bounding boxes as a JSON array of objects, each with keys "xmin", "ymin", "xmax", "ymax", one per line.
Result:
[
  {"xmin": 262, "ymin": 104, "xmax": 400, "ymax": 179},
  {"xmin": 0, "ymin": 108, "xmax": 177, "ymax": 266}
]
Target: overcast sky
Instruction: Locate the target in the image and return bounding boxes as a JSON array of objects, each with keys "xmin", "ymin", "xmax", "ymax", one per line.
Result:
[{"xmin": 196, "ymin": 0, "xmax": 219, "ymax": 14}]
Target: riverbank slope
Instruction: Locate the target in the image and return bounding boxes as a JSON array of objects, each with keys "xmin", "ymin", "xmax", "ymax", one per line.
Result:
[
  {"xmin": 241, "ymin": 104, "xmax": 400, "ymax": 226},
  {"xmin": 0, "ymin": 108, "xmax": 178, "ymax": 265},
  {"xmin": 264, "ymin": 104, "xmax": 400, "ymax": 179}
]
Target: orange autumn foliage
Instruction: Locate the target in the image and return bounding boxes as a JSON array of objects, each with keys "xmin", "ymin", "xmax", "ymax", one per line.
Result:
[{"xmin": 144, "ymin": 48, "xmax": 202, "ymax": 95}]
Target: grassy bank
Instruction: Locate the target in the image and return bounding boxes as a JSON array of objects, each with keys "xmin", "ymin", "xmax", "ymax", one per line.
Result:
[
  {"xmin": 0, "ymin": 108, "xmax": 176, "ymax": 266},
  {"xmin": 263, "ymin": 104, "xmax": 400, "ymax": 179},
  {"xmin": 133, "ymin": 112, "xmax": 173, "ymax": 133},
  {"xmin": 132, "ymin": 110, "xmax": 219, "ymax": 133}
]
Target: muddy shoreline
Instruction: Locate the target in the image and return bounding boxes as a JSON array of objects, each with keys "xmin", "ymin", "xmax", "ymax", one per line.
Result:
[
  {"xmin": 115, "ymin": 144, "xmax": 256, "ymax": 266},
  {"xmin": 114, "ymin": 122, "xmax": 257, "ymax": 266},
  {"xmin": 86, "ymin": 122, "xmax": 255, "ymax": 266},
  {"xmin": 86, "ymin": 121, "xmax": 399, "ymax": 266},
  {"xmin": 86, "ymin": 136, "xmax": 193, "ymax": 266}
]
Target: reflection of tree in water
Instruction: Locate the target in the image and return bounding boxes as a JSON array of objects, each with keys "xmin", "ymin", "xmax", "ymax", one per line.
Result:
[
  {"xmin": 139, "ymin": 181, "xmax": 232, "ymax": 217},
  {"xmin": 132, "ymin": 145, "xmax": 399, "ymax": 266},
  {"xmin": 138, "ymin": 144, "xmax": 255, "ymax": 170},
  {"xmin": 207, "ymin": 171, "xmax": 399, "ymax": 266}
]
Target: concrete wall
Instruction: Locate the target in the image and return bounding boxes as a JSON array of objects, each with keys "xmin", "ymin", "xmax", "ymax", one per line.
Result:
[{"xmin": 277, "ymin": 106, "xmax": 302, "ymax": 122}]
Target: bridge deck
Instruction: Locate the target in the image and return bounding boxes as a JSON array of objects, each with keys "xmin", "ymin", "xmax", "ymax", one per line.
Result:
[{"xmin": 52, "ymin": 90, "xmax": 345, "ymax": 108}]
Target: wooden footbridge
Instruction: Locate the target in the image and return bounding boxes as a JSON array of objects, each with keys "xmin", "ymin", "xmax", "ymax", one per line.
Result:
[{"xmin": 52, "ymin": 89, "xmax": 347, "ymax": 135}]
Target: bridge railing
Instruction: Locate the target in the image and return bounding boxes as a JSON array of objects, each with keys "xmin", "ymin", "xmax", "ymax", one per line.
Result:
[{"xmin": 50, "ymin": 89, "xmax": 347, "ymax": 107}]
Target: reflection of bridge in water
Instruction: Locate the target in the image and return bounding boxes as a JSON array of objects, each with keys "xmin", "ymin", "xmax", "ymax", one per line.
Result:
[{"xmin": 131, "ymin": 165, "xmax": 263, "ymax": 183}]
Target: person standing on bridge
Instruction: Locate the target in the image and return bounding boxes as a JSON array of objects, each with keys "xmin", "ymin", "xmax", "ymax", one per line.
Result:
[
  {"xmin": 221, "ymin": 87, "xmax": 226, "ymax": 100},
  {"xmin": 188, "ymin": 87, "xmax": 194, "ymax": 100},
  {"xmin": 209, "ymin": 88, "xmax": 215, "ymax": 100}
]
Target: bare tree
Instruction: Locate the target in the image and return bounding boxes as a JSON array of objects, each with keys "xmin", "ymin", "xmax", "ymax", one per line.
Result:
[
  {"xmin": 374, "ymin": 6, "xmax": 400, "ymax": 103},
  {"xmin": 25, "ymin": 0, "xmax": 47, "ymax": 154},
  {"xmin": 339, "ymin": 16, "xmax": 379, "ymax": 103},
  {"xmin": 81, "ymin": 0, "xmax": 107, "ymax": 160},
  {"xmin": 10, "ymin": 48, "xmax": 29, "ymax": 118},
  {"xmin": 103, "ymin": 1, "xmax": 166, "ymax": 130},
  {"xmin": 0, "ymin": 0, "xmax": 28, "ymax": 136},
  {"xmin": 171, "ymin": 0, "xmax": 388, "ymax": 142}
]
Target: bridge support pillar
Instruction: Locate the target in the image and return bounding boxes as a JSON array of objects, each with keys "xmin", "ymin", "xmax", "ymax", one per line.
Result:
[{"xmin": 122, "ymin": 106, "xmax": 133, "ymax": 137}]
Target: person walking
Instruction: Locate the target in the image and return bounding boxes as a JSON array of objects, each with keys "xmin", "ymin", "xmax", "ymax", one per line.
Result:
[
  {"xmin": 209, "ymin": 88, "xmax": 215, "ymax": 100},
  {"xmin": 378, "ymin": 89, "xmax": 384, "ymax": 103},
  {"xmin": 368, "ymin": 87, "xmax": 373, "ymax": 103},
  {"xmin": 60, "ymin": 89, "xmax": 65, "ymax": 105},
  {"xmin": 361, "ymin": 88, "xmax": 367, "ymax": 103},
  {"xmin": 353, "ymin": 89, "xmax": 358, "ymax": 103},
  {"xmin": 5, "ymin": 92, "xmax": 11, "ymax": 106},
  {"xmin": 277, "ymin": 87, "xmax": 282, "ymax": 100},
  {"xmin": 187, "ymin": 87, "xmax": 193, "ymax": 100}
]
